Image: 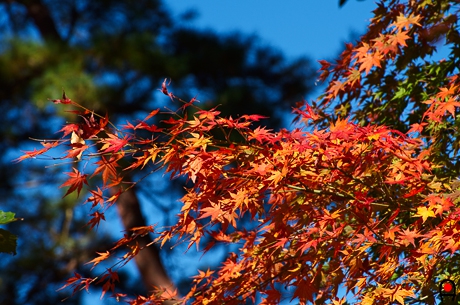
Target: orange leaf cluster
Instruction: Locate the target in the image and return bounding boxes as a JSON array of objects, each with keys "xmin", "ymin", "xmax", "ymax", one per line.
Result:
[
  {"xmin": 15, "ymin": 3, "xmax": 460, "ymax": 304},
  {"xmin": 17, "ymin": 83, "xmax": 458, "ymax": 304},
  {"xmin": 318, "ymin": 11, "xmax": 421, "ymax": 105}
]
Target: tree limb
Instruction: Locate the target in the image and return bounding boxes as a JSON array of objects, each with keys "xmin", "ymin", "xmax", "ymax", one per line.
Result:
[
  {"xmin": 14, "ymin": 0, "xmax": 61, "ymax": 42},
  {"xmin": 114, "ymin": 187, "xmax": 176, "ymax": 296}
]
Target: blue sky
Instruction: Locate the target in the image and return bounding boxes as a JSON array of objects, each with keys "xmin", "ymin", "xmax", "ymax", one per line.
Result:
[
  {"xmin": 167, "ymin": 1, "xmax": 376, "ymax": 62},
  {"xmin": 166, "ymin": 0, "xmax": 377, "ymax": 118}
]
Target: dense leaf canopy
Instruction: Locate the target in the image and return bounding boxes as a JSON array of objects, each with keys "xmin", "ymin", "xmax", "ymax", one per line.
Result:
[
  {"xmin": 0, "ymin": 0, "xmax": 314, "ymax": 304},
  {"xmin": 8, "ymin": 0, "xmax": 460, "ymax": 304}
]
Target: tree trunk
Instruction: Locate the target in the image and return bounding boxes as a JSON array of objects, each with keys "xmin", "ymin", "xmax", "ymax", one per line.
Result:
[{"xmin": 114, "ymin": 187, "xmax": 177, "ymax": 297}]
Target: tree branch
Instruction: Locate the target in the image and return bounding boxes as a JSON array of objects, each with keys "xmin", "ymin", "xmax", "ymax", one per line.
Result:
[
  {"xmin": 15, "ymin": 0, "xmax": 61, "ymax": 42},
  {"xmin": 114, "ymin": 187, "xmax": 176, "ymax": 296}
]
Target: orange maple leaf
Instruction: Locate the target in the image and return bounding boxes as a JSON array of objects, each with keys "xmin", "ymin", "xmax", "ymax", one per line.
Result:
[
  {"xmin": 191, "ymin": 268, "xmax": 214, "ymax": 284},
  {"xmin": 328, "ymin": 80, "xmax": 345, "ymax": 98},
  {"xmin": 434, "ymin": 97, "xmax": 460, "ymax": 118},
  {"xmin": 92, "ymin": 155, "xmax": 121, "ymax": 186},
  {"xmin": 249, "ymin": 126, "xmax": 275, "ymax": 144},
  {"xmin": 388, "ymin": 30, "xmax": 411, "ymax": 47},
  {"xmin": 14, "ymin": 141, "xmax": 60, "ymax": 163},
  {"xmin": 438, "ymin": 85, "xmax": 458, "ymax": 100},
  {"xmin": 390, "ymin": 13, "xmax": 422, "ymax": 32},
  {"xmin": 86, "ymin": 251, "xmax": 110, "ymax": 269},
  {"xmin": 200, "ymin": 203, "xmax": 223, "ymax": 222},
  {"xmin": 398, "ymin": 228, "xmax": 421, "ymax": 247},
  {"xmin": 358, "ymin": 51, "xmax": 382, "ymax": 75}
]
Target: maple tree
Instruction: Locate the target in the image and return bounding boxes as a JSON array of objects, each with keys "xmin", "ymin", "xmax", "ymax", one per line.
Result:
[
  {"xmin": 15, "ymin": 0, "xmax": 460, "ymax": 304},
  {"xmin": 0, "ymin": 0, "xmax": 314, "ymax": 302}
]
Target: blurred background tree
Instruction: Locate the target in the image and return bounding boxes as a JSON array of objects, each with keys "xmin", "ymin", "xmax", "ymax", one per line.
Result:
[{"xmin": 0, "ymin": 0, "xmax": 314, "ymax": 303}]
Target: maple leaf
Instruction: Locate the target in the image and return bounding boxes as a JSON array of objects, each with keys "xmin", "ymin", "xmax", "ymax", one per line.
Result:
[
  {"xmin": 179, "ymin": 96, "xmax": 199, "ymax": 112},
  {"xmin": 88, "ymin": 211, "xmax": 105, "ymax": 229},
  {"xmin": 329, "ymin": 116, "xmax": 350, "ymax": 132},
  {"xmin": 293, "ymin": 103, "xmax": 321, "ymax": 122},
  {"xmin": 414, "ymin": 206, "xmax": 435, "ymax": 223},
  {"xmin": 144, "ymin": 108, "xmax": 160, "ymax": 121},
  {"xmin": 60, "ymin": 167, "xmax": 88, "ymax": 197},
  {"xmin": 99, "ymin": 269, "xmax": 119, "ymax": 299},
  {"xmin": 407, "ymin": 122, "xmax": 427, "ymax": 134},
  {"xmin": 260, "ymin": 289, "xmax": 282, "ymax": 305},
  {"xmin": 388, "ymin": 30, "xmax": 411, "ymax": 47},
  {"xmin": 58, "ymin": 123, "xmax": 80, "ymax": 137},
  {"xmin": 13, "ymin": 141, "xmax": 59, "ymax": 163},
  {"xmin": 358, "ymin": 50, "xmax": 382, "ymax": 75},
  {"xmin": 353, "ymin": 42, "xmax": 371, "ymax": 61},
  {"xmin": 100, "ymin": 133, "xmax": 131, "ymax": 153},
  {"xmin": 130, "ymin": 225, "xmax": 155, "ymax": 237},
  {"xmin": 50, "ymin": 89, "xmax": 73, "ymax": 104},
  {"xmin": 191, "ymin": 268, "xmax": 214, "ymax": 284},
  {"xmin": 158, "ymin": 78, "xmax": 175, "ymax": 101},
  {"xmin": 267, "ymin": 168, "xmax": 286, "ymax": 186},
  {"xmin": 86, "ymin": 187, "xmax": 105, "ymax": 209},
  {"xmin": 272, "ymin": 237, "xmax": 289, "ymax": 249},
  {"xmin": 86, "ymin": 251, "xmax": 110, "ymax": 269},
  {"xmin": 434, "ymin": 97, "xmax": 460, "ymax": 118},
  {"xmin": 390, "ymin": 13, "xmax": 422, "ymax": 32},
  {"xmin": 92, "ymin": 155, "xmax": 121, "ymax": 186},
  {"xmin": 67, "ymin": 131, "xmax": 87, "ymax": 160},
  {"xmin": 373, "ymin": 33, "xmax": 398, "ymax": 55},
  {"xmin": 240, "ymin": 114, "xmax": 268, "ymax": 121},
  {"xmin": 291, "ymin": 279, "xmax": 315, "ymax": 304},
  {"xmin": 346, "ymin": 68, "xmax": 361, "ymax": 88},
  {"xmin": 57, "ymin": 272, "xmax": 82, "ymax": 292},
  {"xmin": 249, "ymin": 126, "xmax": 275, "ymax": 144},
  {"xmin": 187, "ymin": 133, "xmax": 211, "ymax": 150},
  {"xmin": 199, "ymin": 203, "xmax": 223, "ymax": 222},
  {"xmin": 398, "ymin": 228, "xmax": 421, "ymax": 247},
  {"xmin": 402, "ymin": 186, "xmax": 425, "ymax": 198},
  {"xmin": 328, "ymin": 80, "xmax": 345, "ymax": 98},
  {"xmin": 437, "ymin": 85, "xmax": 458, "ymax": 100},
  {"xmin": 197, "ymin": 108, "xmax": 220, "ymax": 121}
]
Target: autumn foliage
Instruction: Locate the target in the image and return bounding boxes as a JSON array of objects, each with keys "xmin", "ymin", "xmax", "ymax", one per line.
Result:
[{"xmin": 16, "ymin": 1, "xmax": 460, "ymax": 304}]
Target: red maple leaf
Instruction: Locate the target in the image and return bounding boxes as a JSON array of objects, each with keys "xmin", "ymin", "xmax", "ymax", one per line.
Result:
[
  {"xmin": 60, "ymin": 167, "xmax": 88, "ymax": 197},
  {"xmin": 399, "ymin": 228, "xmax": 421, "ymax": 247},
  {"xmin": 13, "ymin": 141, "xmax": 60, "ymax": 163},
  {"xmin": 58, "ymin": 123, "xmax": 80, "ymax": 137},
  {"xmin": 100, "ymin": 133, "xmax": 131, "ymax": 153}
]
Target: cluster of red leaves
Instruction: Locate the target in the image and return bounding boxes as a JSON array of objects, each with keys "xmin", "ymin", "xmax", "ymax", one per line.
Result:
[
  {"xmin": 15, "ymin": 3, "xmax": 460, "ymax": 304},
  {"xmin": 16, "ymin": 73, "xmax": 460, "ymax": 304}
]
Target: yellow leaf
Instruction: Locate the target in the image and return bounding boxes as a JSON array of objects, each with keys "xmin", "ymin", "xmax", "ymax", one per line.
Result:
[
  {"xmin": 367, "ymin": 133, "xmax": 381, "ymax": 141},
  {"xmin": 414, "ymin": 206, "xmax": 435, "ymax": 223}
]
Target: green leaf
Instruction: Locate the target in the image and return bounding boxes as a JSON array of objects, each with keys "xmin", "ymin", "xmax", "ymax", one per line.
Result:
[
  {"xmin": 0, "ymin": 210, "xmax": 21, "ymax": 225},
  {"xmin": 0, "ymin": 228, "xmax": 17, "ymax": 255}
]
